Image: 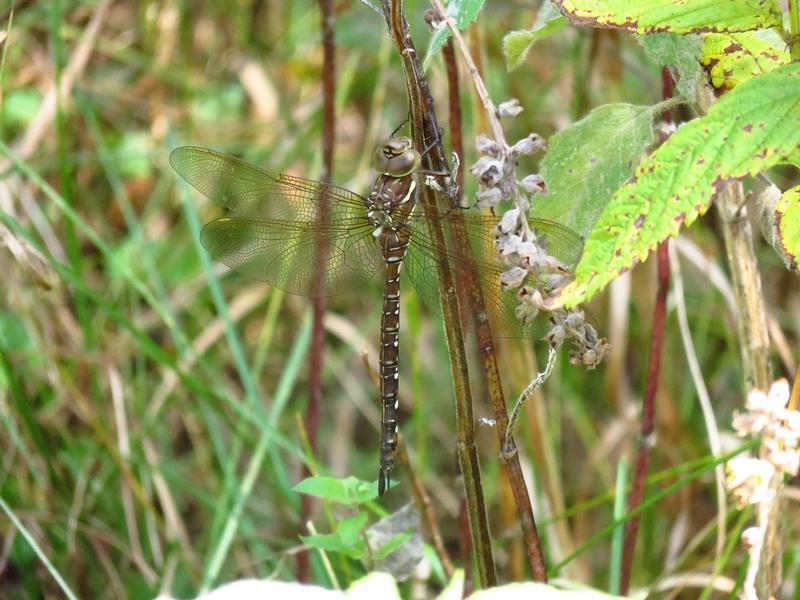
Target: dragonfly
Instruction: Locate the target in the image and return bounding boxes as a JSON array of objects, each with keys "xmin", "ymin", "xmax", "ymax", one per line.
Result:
[{"xmin": 170, "ymin": 137, "xmax": 582, "ymax": 495}]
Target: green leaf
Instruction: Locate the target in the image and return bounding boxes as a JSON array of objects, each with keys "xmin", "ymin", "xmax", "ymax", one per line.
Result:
[
  {"xmin": 293, "ymin": 475, "xmax": 377, "ymax": 505},
  {"xmin": 638, "ymin": 33, "xmax": 703, "ymax": 100},
  {"xmin": 423, "ymin": 0, "xmax": 486, "ymax": 69},
  {"xmin": 372, "ymin": 530, "xmax": 413, "ymax": 561},
  {"xmin": 775, "ymin": 186, "xmax": 800, "ymax": 271},
  {"xmin": 554, "ymin": 0, "xmax": 782, "ymax": 34},
  {"xmin": 299, "ymin": 532, "xmax": 366, "ymax": 560},
  {"xmin": 536, "ymin": 103, "xmax": 655, "ymax": 239},
  {"xmin": 337, "ymin": 512, "xmax": 369, "ymax": 546},
  {"xmin": 553, "ymin": 62, "xmax": 800, "ymax": 308},
  {"xmin": 503, "ymin": 1, "xmax": 567, "ymax": 71},
  {"xmin": 701, "ymin": 32, "xmax": 789, "ymax": 92}
]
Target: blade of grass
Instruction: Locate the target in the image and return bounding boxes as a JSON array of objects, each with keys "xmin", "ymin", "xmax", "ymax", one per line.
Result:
[
  {"xmin": 550, "ymin": 440, "xmax": 757, "ymax": 575},
  {"xmin": 0, "ymin": 495, "xmax": 80, "ymax": 600},
  {"xmin": 201, "ymin": 311, "xmax": 312, "ymax": 590},
  {"xmin": 609, "ymin": 456, "xmax": 628, "ymax": 595}
]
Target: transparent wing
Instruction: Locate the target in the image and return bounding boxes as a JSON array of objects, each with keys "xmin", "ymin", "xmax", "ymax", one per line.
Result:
[
  {"xmin": 170, "ymin": 146, "xmax": 367, "ymax": 221},
  {"xmin": 404, "ymin": 210, "xmax": 583, "ymax": 339},
  {"xmin": 171, "ymin": 146, "xmax": 382, "ymax": 296},
  {"xmin": 200, "ymin": 217, "xmax": 380, "ymax": 296}
]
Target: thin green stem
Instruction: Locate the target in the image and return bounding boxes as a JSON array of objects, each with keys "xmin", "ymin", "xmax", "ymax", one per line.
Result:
[{"xmin": 790, "ymin": 1, "xmax": 800, "ymax": 60}]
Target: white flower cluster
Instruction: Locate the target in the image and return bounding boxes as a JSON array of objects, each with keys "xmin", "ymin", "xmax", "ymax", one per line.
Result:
[
  {"xmin": 468, "ymin": 99, "xmax": 606, "ymax": 368},
  {"xmin": 726, "ymin": 379, "xmax": 800, "ymax": 509}
]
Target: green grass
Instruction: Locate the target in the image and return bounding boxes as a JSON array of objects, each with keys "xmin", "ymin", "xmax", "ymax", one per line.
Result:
[{"xmin": 1, "ymin": 1, "xmax": 798, "ymax": 598}]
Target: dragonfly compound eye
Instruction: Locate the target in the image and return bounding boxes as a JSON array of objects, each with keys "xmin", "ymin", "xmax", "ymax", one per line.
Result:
[{"xmin": 374, "ymin": 136, "xmax": 421, "ymax": 178}]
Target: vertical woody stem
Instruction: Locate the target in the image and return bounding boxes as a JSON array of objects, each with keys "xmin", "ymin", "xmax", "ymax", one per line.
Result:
[
  {"xmin": 432, "ymin": 0, "xmax": 548, "ymax": 580},
  {"xmin": 382, "ymin": 0, "xmax": 497, "ymax": 587}
]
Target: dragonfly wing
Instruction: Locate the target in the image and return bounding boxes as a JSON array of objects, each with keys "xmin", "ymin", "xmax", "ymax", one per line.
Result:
[
  {"xmin": 172, "ymin": 146, "xmax": 381, "ymax": 296},
  {"xmin": 454, "ymin": 213, "xmax": 584, "ymax": 269},
  {"xmin": 170, "ymin": 146, "xmax": 366, "ymax": 223},
  {"xmin": 200, "ymin": 217, "xmax": 381, "ymax": 297},
  {"xmin": 404, "ymin": 211, "xmax": 584, "ymax": 339}
]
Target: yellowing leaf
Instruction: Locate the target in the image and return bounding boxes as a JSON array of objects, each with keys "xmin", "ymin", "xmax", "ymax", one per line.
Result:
[
  {"xmin": 554, "ymin": 0, "xmax": 782, "ymax": 34},
  {"xmin": 701, "ymin": 32, "xmax": 789, "ymax": 92},
  {"xmin": 551, "ymin": 62, "xmax": 800, "ymax": 307}
]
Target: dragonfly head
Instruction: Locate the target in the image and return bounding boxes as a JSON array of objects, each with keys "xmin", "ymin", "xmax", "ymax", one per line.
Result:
[{"xmin": 374, "ymin": 137, "xmax": 421, "ymax": 178}]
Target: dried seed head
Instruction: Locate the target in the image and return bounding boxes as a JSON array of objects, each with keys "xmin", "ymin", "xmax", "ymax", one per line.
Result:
[
  {"xmin": 498, "ymin": 208, "xmax": 520, "ymax": 234},
  {"xmin": 496, "ymin": 233, "xmax": 523, "ymax": 257},
  {"xmin": 515, "ymin": 298, "xmax": 539, "ymax": 326},
  {"xmin": 510, "ymin": 133, "xmax": 546, "ymax": 156},
  {"xmin": 475, "ymin": 187, "xmax": 503, "ymax": 208},
  {"xmin": 475, "ymin": 134, "xmax": 503, "ymax": 157},
  {"xmin": 500, "ymin": 266, "xmax": 527, "ymax": 290},
  {"xmin": 519, "ymin": 174, "xmax": 546, "ymax": 195},
  {"xmin": 497, "ymin": 98, "xmax": 523, "ymax": 118},
  {"xmin": 470, "ymin": 156, "xmax": 504, "ymax": 187}
]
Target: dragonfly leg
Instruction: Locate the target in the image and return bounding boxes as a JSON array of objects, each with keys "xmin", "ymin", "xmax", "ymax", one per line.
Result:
[{"xmin": 391, "ymin": 117, "xmax": 410, "ymax": 138}]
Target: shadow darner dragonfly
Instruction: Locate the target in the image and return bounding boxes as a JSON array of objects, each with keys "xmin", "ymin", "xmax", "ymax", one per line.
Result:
[{"xmin": 170, "ymin": 137, "xmax": 582, "ymax": 495}]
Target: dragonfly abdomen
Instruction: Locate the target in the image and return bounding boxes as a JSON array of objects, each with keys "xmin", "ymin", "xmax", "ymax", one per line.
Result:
[{"xmin": 377, "ymin": 233, "xmax": 409, "ymax": 496}]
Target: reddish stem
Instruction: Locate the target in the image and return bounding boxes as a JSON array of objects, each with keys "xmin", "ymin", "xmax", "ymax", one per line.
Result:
[
  {"xmin": 298, "ymin": 0, "xmax": 335, "ymax": 582},
  {"xmin": 618, "ymin": 241, "xmax": 669, "ymax": 592}
]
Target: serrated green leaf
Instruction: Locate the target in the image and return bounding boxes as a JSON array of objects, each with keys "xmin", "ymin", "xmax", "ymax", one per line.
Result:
[
  {"xmin": 299, "ymin": 532, "xmax": 367, "ymax": 559},
  {"xmin": 423, "ymin": 0, "xmax": 486, "ymax": 69},
  {"xmin": 554, "ymin": 0, "xmax": 782, "ymax": 34},
  {"xmin": 503, "ymin": 1, "xmax": 567, "ymax": 71},
  {"xmin": 293, "ymin": 475, "xmax": 377, "ymax": 505},
  {"xmin": 701, "ymin": 32, "xmax": 789, "ymax": 92},
  {"xmin": 638, "ymin": 33, "xmax": 703, "ymax": 100},
  {"xmin": 536, "ymin": 103, "xmax": 655, "ymax": 239},
  {"xmin": 337, "ymin": 512, "xmax": 369, "ymax": 546},
  {"xmin": 553, "ymin": 62, "xmax": 800, "ymax": 308}
]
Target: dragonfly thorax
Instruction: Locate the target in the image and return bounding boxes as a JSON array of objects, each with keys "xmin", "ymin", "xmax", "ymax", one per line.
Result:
[{"xmin": 366, "ymin": 173, "xmax": 417, "ymax": 233}]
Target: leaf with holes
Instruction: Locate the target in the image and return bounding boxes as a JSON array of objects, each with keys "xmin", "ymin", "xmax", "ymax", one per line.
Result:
[
  {"xmin": 536, "ymin": 103, "xmax": 655, "ymax": 240},
  {"xmin": 701, "ymin": 32, "xmax": 789, "ymax": 92},
  {"xmin": 549, "ymin": 62, "xmax": 800, "ymax": 308},
  {"xmin": 554, "ymin": 0, "xmax": 782, "ymax": 34}
]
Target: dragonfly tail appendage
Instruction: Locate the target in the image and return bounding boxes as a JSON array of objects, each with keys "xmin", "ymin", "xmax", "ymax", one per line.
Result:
[{"xmin": 378, "ymin": 467, "xmax": 391, "ymax": 496}]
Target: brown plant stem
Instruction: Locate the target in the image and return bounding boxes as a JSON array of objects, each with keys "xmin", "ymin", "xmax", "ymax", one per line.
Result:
[
  {"xmin": 716, "ymin": 180, "xmax": 776, "ymax": 596},
  {"xmin": 381, "ymin": 0, "xmax": 496, "ymax": 586},
  {"xmin": 299, "ymin": 0, "xmax": 335, "ymax": 583},
  {"xmin": 433, "ymin": 0, "xmax": 548, "ymax": 581},
  {"xmin": 618, "ymin": 240, "xmax": 669, "ymax": 594},
  {"xmin": 618, "ymin": 67, "xmax": 675, "ymax": 595}
]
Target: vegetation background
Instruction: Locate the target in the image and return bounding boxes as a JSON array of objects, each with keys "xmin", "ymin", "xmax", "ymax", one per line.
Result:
[{"xmin": 1, "ymin": 0, "xmax": 798, "ymax": 598}]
